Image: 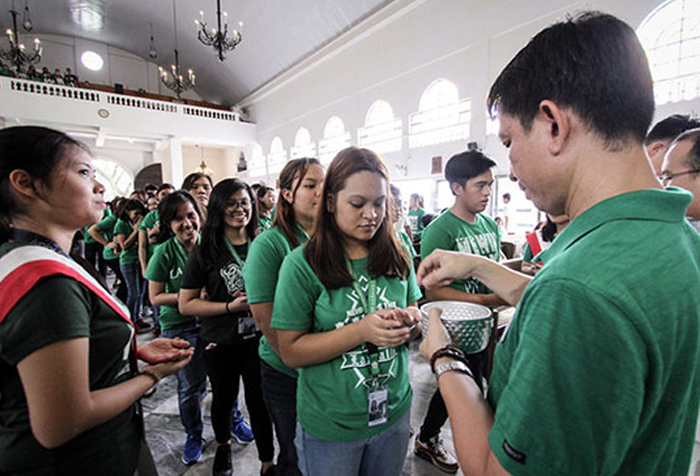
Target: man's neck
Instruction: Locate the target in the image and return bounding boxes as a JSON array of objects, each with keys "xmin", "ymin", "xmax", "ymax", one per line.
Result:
[
  {"xmin": 450, "ymin": 202, "xmax": 477, "ymax": 223},
  {"xmin": 565, "ymin": 142, "xmax": 662, "ymax": 220}
]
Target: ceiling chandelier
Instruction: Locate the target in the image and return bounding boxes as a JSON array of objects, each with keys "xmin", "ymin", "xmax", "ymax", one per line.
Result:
[
  {"xmin": 195, "ymin": 0, "xmax": 242, "ymax": 62},
  {"xmin": 0, "ymin": 0, "xmax": 41, "ymax": 74},
  {"xmin": 158, "ymin": 0, "xmax": 195, "ymax": 100}
]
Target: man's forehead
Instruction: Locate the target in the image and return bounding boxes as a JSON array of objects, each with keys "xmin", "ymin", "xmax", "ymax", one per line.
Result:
[{"xmin": 664, "ymin": 139, "xmax": 693, "ymax": 170}]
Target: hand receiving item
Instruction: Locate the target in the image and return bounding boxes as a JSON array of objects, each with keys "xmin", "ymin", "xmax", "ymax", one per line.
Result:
[
  {"xmin": 138, "ymin": 337, "xmax": 193, "ymax": 364},
  {"xmin": 419, "ymin": 308, "xmax": 451, "ymax": 361}
]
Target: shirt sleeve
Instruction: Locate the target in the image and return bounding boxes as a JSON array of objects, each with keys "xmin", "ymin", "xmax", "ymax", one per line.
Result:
[
  {"xmin": 271, "ymin": 251, "xmax": 319, "ymax": 331},
  {"xmin": 243, "ymin": 234, "xmax": 284, "ymax": 304},
  {"xmin": 487, "ymin": 277, "xmax": 645, "ymax": 475},
  {"xmin": 0, "ymin": 276, "xmax": 91, "ymax": 364},
  {"xmin": 96, "ymin": 215, "xmax": 115, "ymax": 232},
  {"xmin": 139, "ymin": 211, "xmax": 155, "ymax": 232},
  {"xmin": 145, "ymin": 244, "xmax": 170, "ymax": 282},
  {"xmin": 113, "ymin": 219, "xmax": 129, "ymax": 236},
  {"xmin": 420, "ymin": 220, "xmax": 450, "ymax": 260}
]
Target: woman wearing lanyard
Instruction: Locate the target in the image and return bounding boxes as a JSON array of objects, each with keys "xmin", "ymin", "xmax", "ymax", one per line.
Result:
[
  {"xmin": 272, "ymin": 147, "xmax": 422, "ymax": 476},
  {"xmin": 0, "ymin": 126, "xmax": 193, "ymax": 475},
  {"xmin": 145, "ymin": 191, "xmax": 208, "ymax": 466},
  {"xmin": 243, "ymin": 158, "xmax": 325, "ymax": 476},
  {"xmin": 179, "ymin": 178, "xmax": 275, "ymax": 476}
]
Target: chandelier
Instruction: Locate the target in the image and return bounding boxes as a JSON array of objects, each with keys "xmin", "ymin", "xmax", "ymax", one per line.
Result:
[
  {"xmin": 195, "ymin": 0, "xmax": 242, "ymax": 62},
  {"xmin": 0, "ymin": 0, "xmax": 41, "ymax": 74},
  {"xmin": 158, "ymin": 0, "xmax": 195, "ymax": 100}
]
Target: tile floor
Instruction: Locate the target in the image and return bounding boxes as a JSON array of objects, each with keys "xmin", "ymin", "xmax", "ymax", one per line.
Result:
[{"xmin": 139, "ymin": 333, "xmax": 700, "ymax": 476}]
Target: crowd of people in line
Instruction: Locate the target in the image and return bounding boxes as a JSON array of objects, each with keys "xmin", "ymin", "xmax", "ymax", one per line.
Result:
[{"xmin": 1, "ymin": 10, "xmax": 700, "ymax": 476}]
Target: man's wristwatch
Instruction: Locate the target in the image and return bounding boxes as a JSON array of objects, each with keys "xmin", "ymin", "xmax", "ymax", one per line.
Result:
[{"xmin": 434, "ymin": 359, "xmax": 474, "ymax": 380}]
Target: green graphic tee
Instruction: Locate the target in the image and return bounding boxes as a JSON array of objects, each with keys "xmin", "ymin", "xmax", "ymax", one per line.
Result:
[
  {"xmin": 139, "ymin": 209, "xmax": 160, "ymax": 262},
  {"xmin": 96, "ymin": 215, "xmax": 119, "ymax": 260},
  {"xmin": 145, "ymin": 236, "xmax": 198, "ymax": 330},
  {"xmin": 114, "ymin": 219, "xmax": 138, "ymax": 265},
  {"xmin": 421, "ymin": 211, "xmax": 500, "ymax": 294},
  {"xmin": 271, "ymin": 247, "xmax": 422, "ymax": 441}
]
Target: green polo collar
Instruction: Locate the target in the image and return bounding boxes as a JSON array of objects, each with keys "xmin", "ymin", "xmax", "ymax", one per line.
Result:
[{"xmin": 538, "ymin": 187, "xmax": 692, "ymax": 264}]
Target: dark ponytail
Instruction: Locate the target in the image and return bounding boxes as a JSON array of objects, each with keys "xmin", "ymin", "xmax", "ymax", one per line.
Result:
[{"xmin": 0, "ymin": 126, "xmax": 86, "ymax": 243}]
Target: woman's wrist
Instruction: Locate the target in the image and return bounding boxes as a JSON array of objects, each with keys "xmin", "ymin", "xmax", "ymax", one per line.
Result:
[{"xmin": 225, "ymin": 301, "xmax": 232, "ymax": 314}]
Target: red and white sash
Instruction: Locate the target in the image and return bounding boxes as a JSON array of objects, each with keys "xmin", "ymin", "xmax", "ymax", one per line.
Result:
[{"xmin": 0, "ymin": 246, "xmax": 133, "ymax": 327}]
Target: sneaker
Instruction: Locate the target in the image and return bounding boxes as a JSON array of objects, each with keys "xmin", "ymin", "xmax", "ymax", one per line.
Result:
[
  {"xmin": 181, "ymin": 434, "xmax": 203, "ymax": 466},
  {"xmin": 231, "ymin": 419, "xmax": 254, "ymax": 444},
  {"xmin": 414, "ymin": 435, "xmax": 459, "ymax": 473},
  {"xmin": 212, "ymin": 444, "xmax": 232, "ymax": 476}
]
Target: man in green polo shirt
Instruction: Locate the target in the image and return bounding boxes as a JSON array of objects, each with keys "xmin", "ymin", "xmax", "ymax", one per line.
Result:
[
  {"xmin": 417, "ymin": 12, "xmax": 700, "ymax": 476},
  {"xmin": 661, "ymin": 129, "xmax": 700, "ymax": 232}
]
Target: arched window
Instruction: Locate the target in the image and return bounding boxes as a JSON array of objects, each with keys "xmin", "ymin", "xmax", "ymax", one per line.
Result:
[
  {"xmin": 94, "ymin": 159, "xmax": 133, "ymax": 200},
  {"xmin": 268, "ymin": 136, "xmax": 288, "ymax": 174},
  {"xmin": 409, "ymin": 78, "xmax": 471, "ymax": 148},
  {"xmin": 290, "ymin": 127, "xmax": 317, "ymax": 159},
  {"xmin": 357, "ymin": 100, "xmax": 402, "ymax": 154},
  {"xmin": 638, "ymin": 0, "xmax": 700, "ymax": 104},
  {"xmin": 248, "ymin": 143, "xmax": 267, "ymax": 178},
  {"xmin": 319, "ymin": 116, "xmax": 351, "ymax": 165}
]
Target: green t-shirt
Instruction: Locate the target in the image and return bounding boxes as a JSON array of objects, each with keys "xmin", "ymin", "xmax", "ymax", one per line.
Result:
[
  {"xmin": 258, "ymin": 214, "xmax": 273, "ymax": 233},
  {"xmin": 243, "ymin": 225, "xmax": 308, "ymax": 378},
  {"xmin": 421, "ymin": 210, "xmax": 501, "ymax": 294},
  {"xmin": 84, "ymin": 209, "xmax": 110, "ymax": 246},
  {"xmin": 487, "ymin": 188, "xmax": 700, "ymax": 475},
  {"xmin": 139, "ymin": 209, "xmax": 160, "ymax": 262},
  {"xmin": 408, "ymin": 207, "xmax": 426, "ymax": 240},
  {"xmin": 145, "ymin": 236, "xmax": 198, "ymax": 330},
  {"xmin": 0, "ymin": 242, "xmax": 140, "ymax": 475},
  {"xmin": 271, "ymin": 247, "xmax": 422, "ymax": 441},
  {"xmin": 96, "ymin": 214, "xmax": 119, "ymax": 260},
  {"xmin": 114, "ymin": 219, "xmax": 139, "ymax": 265}
]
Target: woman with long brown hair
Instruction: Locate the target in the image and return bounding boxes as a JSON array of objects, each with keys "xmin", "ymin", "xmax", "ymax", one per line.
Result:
[
  {"xmin": 271, "ymin": 147, "xmax": 422, "ymax": 476},
  {"xmin": 243, "ymin": 158, "xmax": 324, "ymax": 475}
]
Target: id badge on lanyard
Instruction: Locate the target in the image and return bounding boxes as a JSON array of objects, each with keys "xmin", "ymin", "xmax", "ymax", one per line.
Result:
[{"xmin": 347, "ymin": 257, "xmax": 389, "ymax": 427}]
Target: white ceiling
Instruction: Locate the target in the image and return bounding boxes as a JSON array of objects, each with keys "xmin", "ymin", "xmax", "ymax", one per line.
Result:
[{"xmin": 0, "ymin": 0, "xmax": 394, "ymax": 105}]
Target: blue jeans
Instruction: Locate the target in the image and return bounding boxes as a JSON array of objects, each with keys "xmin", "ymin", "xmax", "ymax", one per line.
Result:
[
  {"xmin": 295, "ymin": 408, "xmax": 410, "ymax": 476},
  {"xmin": 120, "ymin": 262, "xmax": 142, "ymax": 320},
  {"xmin": 162, "ymin": 323, "xmax": 207, "ymax": 438},
  {"xmin": 261, "ymin": 361, "xmax": 301, "ymax": 476}
]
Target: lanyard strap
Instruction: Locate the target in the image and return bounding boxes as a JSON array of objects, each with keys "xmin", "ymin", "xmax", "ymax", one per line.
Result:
[
  {"xmin": 224, "ymin": 237, "xmax": 248, "ymax": 268},
  {"xmin": 11, "ymin": 229, "xmax": 72, "ymax": 259},
  {"xmin": 346, "ymin": 257, "xmax": 380, "ymax": 377}
]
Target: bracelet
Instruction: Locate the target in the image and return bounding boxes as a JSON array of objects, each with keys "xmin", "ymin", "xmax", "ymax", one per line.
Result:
[
  {"xmin": 429, "ymin": 345, "xmax": 467, "ymax": 373},
  {"xmin": 139, "ymin": 369, "xmax": 161, "ymax": 387},
  {"xmin": 435, "ymin": 360, "xmax": 474, "ymax": 380}
]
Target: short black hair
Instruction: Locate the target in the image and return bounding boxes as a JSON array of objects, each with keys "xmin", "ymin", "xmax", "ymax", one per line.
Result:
[
  {"xmin": 503, "ymin": 193, "xmax": 511, "ymax": 201},
  {"xmin": 445, "ymin": 150, "xmax": 496, "ymax": 192},
  {"xmin": 144, "ymin": 183, "xmax": 158, "ymax": 193},
  {"xmin": 645, "ymin": 115, "xmax": 700, "ymax": 145},
  {"xmin": 157, "ymin": 183, "xmax": 175, "ymax": 193},
  {"xmin": 672, "ymin": 128, "xmax": 700, "ymax": 171},
  {"xmin": 487, "ymin": 11, "xmax": 654, "ymax": 149}
]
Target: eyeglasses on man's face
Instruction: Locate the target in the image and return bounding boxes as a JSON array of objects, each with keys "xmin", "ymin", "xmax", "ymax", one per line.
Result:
[{"xmin": 659, "ymin": 169, "xmax": 700, "ymax": 184}]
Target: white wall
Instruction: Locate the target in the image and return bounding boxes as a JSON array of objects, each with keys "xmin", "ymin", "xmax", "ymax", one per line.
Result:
[
  {"xmin": 14, "ymin": 32, "xmax": 202, "ymax": 101},
  {"xmin": 243, "ymin": 0, "xmax": 688, "ymax": 186}
]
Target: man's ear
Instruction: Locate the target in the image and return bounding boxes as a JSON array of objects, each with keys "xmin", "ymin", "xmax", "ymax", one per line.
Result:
[
  {"xmin": 326, "ymin": 193, "xmax": 335, "ymax": 213},
  {"xmin": 538, "ymin": 100, "xmax": 570, "ymax": 155},
  {"xmin": 281, "ymin": 188, "xmax": 294, "ymax": 205},
  {"xmin": 450, "ymin": 182, "xmax": 463, "ymax": 196},
  {"xmin": 8, "ymin": 169, "xmax": 41, "ymax": 202}
]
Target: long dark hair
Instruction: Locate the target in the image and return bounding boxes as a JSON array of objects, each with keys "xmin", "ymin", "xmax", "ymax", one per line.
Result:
[
  {"xmin": 200, "ymin": 178, "xmax": 258, "ymax": 265},
  {"xmin": 272, "ymin": 158, "xmax": 322, "ymax": 248},
  {"xmin": 156, "ymin": 190, "xmax": 202, "ymax": 244},
  {"xmin": 305, "ymin": 147, "xmax": 410, "ymax": 289},
  {"xmin": 0, "ymin": 126, "xmax": 86, "ymax": 243}
]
